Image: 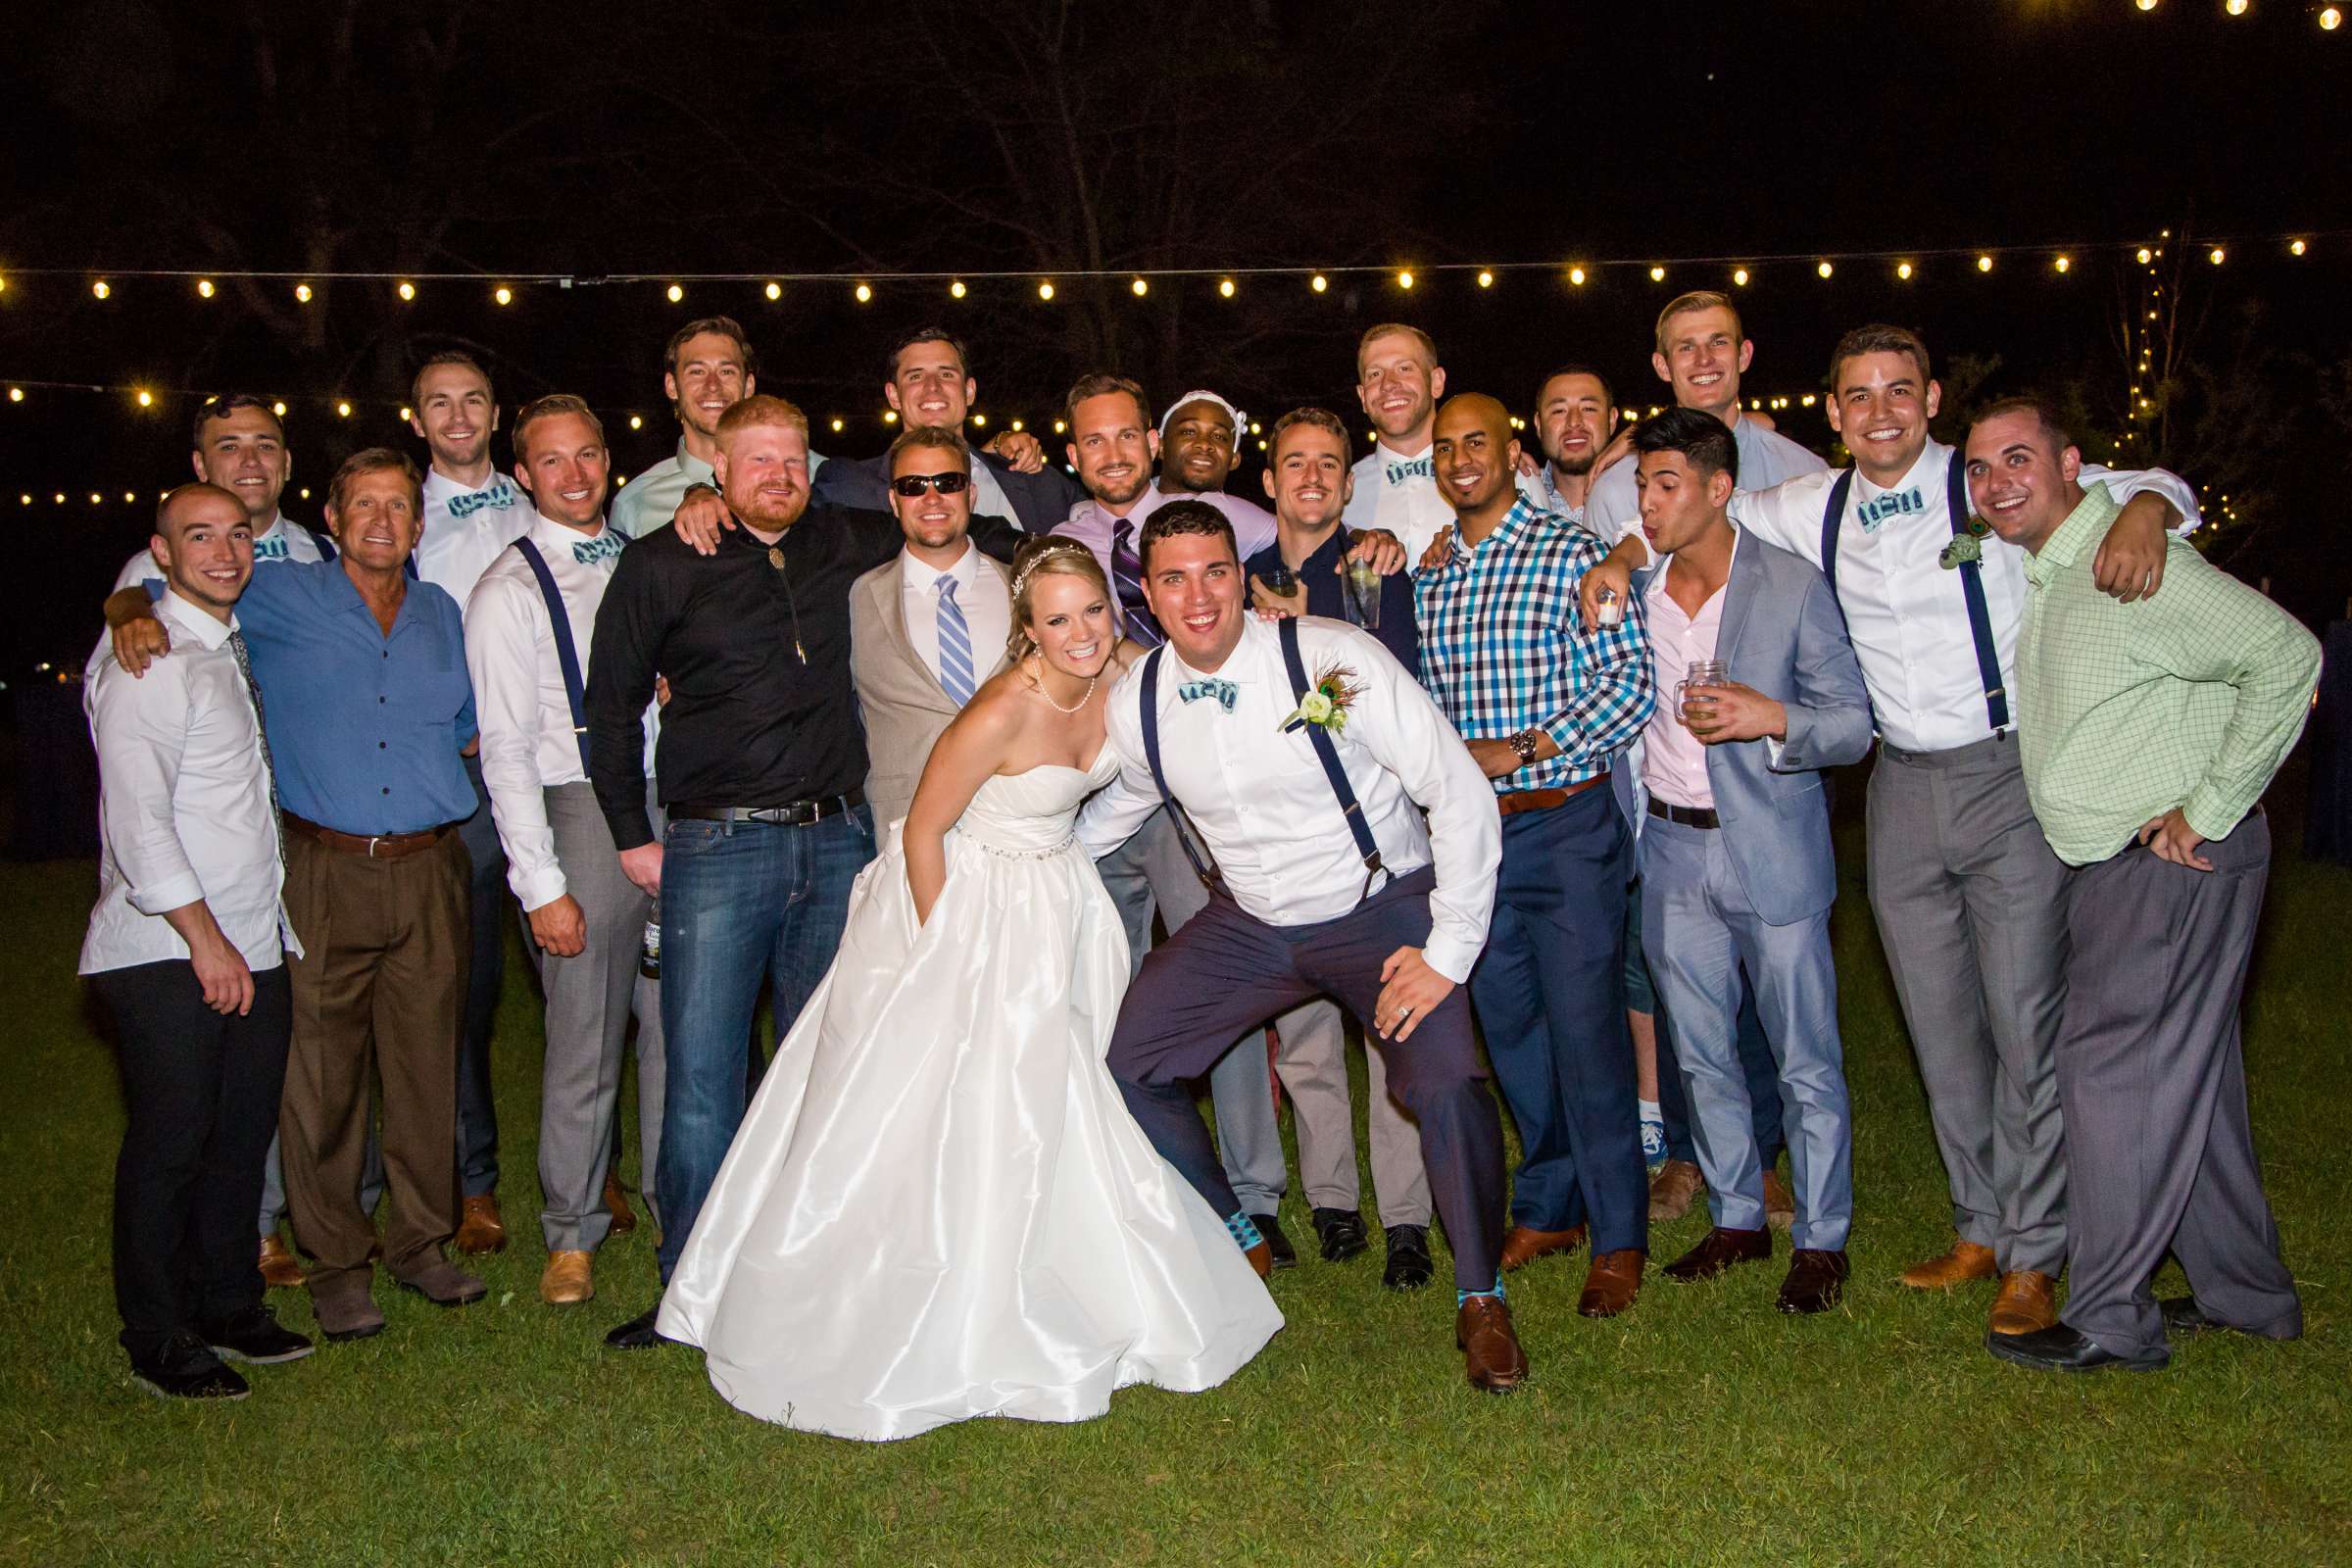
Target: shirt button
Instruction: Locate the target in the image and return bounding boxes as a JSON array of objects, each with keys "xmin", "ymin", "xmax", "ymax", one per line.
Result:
[
  {"xmin": 381, "ymin": 787, "xmax": 390, "ymax": 795},
  {"xmin": 379, "ymin": 741, "xmax": 387, "ymax": 750}
]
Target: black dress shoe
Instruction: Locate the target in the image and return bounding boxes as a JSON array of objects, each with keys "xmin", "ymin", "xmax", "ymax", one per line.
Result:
[
  {"xmin": 1775, "ymin": 1249, "xmax": 1850, "ymax": 1315},
  {"xmin": 201, "ymin": 1304, "xmax": 317, "ymax": 1364},
  {"xmin": 1383, "ymin": 1225, "xmax": 1435, "ymax": 1291},
  {"xmin": 1310, "ymin": 1206, "xmax": 1370, "ymax": 1263},
  {"xmin": 2160, "ymin": 1296, "xmax": 2222, "ymax": 1336},
  {"xmin": 1985, "ymin": 1324, "xmax": 2170, "ymax": 1373},
  {"xmin": 604, "ymin": 1304, "xmax": 677, "ymax": 1350},
  {"xmin": 131, "ymin": 1331, "xmax": 251, "ymax": 1401},
  {"xmin": 1251, "ymin": 1213, "xmax": 1298, "ymax": 1270},
  {"xmin": 1662, "ymin": 1226, "xmax": 1772, "ymax": 1283}
]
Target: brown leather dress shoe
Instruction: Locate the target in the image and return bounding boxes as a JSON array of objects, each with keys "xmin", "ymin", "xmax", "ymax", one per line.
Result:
[
  {"xmin": 1647, "ymin": 1159, "xmax": 1704, "ymax": 1221},
  {"xmin": 1662, "ymin": 1226, "xmax": 1772, "ymax": 1283},
  {"xmin": 1576, "ymin": 1250, "xmax": 1644, "ymax": 1318},
  {"xmin": 453, "ymin": 1193, "xmax": 509, "ymax": 1255},
  {"xmin": 1244, "ymin": 1240, "xmax": 1273, "ymax": 1280},
  {"xmin": 1455, "ymin": 1295, "xmax": 1529, "ymax": 1393},
  {"xmin": 1498, "ymin": 1223, "xmax": 1588, "ymax": 1272},
  {"xmin": 258, "ymin": 1233, "xmax": 306, "ymax": 1291},
  {"xmin": 1761, "ymin": 1167, "xmax": 1797, "ymax": 1232},
  {"xmin": 603, "ymin": 1172, "xmax": 637, "ymax": 1236},
  {"xmin": 1987, "ymin": 1269, "xmax": 2059, "ymax": 1335},
  {"xmin": 1900, "ymin": 1239, "xmax": 1996, "ymax": 1290},
  {"xmin": 1776, "ymin": 1249, "xmax": 1850, "ymax": 1314},
  {"xmin": 540, "ymin": 1250, "xmax": 595, "ymax": 1305}
]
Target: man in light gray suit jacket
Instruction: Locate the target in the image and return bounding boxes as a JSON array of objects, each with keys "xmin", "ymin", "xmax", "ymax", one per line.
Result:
[
  {"xmin": 1616, "ymin": 410, "xmax": 1873, "ymax": 1316},
  {"xmin": 850, "ymin": 427, "xmax": 1013, "ymax": 829}
]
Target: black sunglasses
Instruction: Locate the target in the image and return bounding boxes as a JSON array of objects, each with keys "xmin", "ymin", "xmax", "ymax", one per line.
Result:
[{"xmin": 890, "ymin": 471, "xmax": 971, "ymax": 497}]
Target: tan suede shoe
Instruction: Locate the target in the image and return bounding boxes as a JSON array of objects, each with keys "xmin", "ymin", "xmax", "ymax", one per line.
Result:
[
  {"xmin": 1899, "ymin": 1240, "xmax": 1997, "ymax": 1290},
  {"xmin": 1761, "ymin": 1167, "xmax": 1797, "ymax": 1232},
  {"xmin": 541, "ymin": 1250, "xmax": 595, "ymax": 1306},
  {"xmin": 1647, "ymin": 1159, "xmax": 1704, "ymax": 1221}
]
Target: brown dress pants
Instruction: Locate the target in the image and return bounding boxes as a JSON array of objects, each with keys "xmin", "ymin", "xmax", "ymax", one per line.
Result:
[{"xmin": 278, "ymin": 829, "xmax": 468, "ymax": 1290}]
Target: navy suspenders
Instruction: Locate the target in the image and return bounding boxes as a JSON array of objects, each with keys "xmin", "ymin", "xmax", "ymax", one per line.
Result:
[
  {"xmin": 302, "ymin": 524, "xmax": 338, "ymax": 564},
  {"xmin": 1137, "ymin": 617, "xmax": 1388, "ymax": 902},
  {"xmin": 1819, "ymin": 449, "xmax": 2010, "ymax": 734},
  {"xmin": 512, "ymin": 537, "xmax": 594, "ymax": 774}
]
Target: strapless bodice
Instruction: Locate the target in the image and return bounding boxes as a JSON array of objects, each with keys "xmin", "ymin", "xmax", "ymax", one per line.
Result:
[{"xmin": 952, "ymin": 748, "xmax": 1121, "ymax": 856}]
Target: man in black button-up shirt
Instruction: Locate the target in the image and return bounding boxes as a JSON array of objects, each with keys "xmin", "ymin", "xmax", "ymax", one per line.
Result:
[{"xmin": 585, "ymin": 395, "xmax": 1020, "ymax": 1348}]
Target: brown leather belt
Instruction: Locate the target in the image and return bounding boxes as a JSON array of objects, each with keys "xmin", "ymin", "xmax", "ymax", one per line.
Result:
[
  {"xmin": 1496, "ymin": 770, "xmax": 1610, "ymax": 817},
  {"xmin": 1646, "ymin": 797, "xmax": 1721, "ymax": 830},
  {"xmin": 282, "ymin": 812, "xmax": 456, "ymax": 859}
]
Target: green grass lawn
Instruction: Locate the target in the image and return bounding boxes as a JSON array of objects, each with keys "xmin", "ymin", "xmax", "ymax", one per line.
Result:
[{"xmin": 3, "ymin": 803, "xmax": 2346, "ymax": 1566}]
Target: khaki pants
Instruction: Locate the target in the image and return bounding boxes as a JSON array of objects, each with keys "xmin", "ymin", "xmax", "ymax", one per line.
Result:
[{"xmin": 279, "ymin": 829, "xmax": 468, "ymax": 1289}]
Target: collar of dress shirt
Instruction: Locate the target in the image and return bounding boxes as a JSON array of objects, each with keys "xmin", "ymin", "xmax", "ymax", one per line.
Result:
[
  {"xmin": 898, "ymin": 537, "xmax": 976, "ymax": 592},
  {"xmin": 1094, "ymin": 479, "xmax": 1161, "ymax": 528},
  {"xmin": 1643, "ymin": 526, "xmax": 1744, "ymax": 611},
  {"xmin": 252, "ymin": 512, "xmax": 292, "ymax": 547},
  {"xmin": 1372, "ymin": 439, "xmax": 1431, "ymax": 466},
  {"xmin": 673, "ymin": 438, "xmax": 716, "ymax": 483},
  {"xmin": 1853, "ymin": 439, "xmax": 1946, "ymax": 506},
  {"xmin": 2023, "ymin": 482, "xmax": 2121, "ymax": 584},
  {"xmin": 530, "ymin": 509, "xmax": 608, "ymax": 548},
  {"xmin": 157, "ymin": 587, "xmax": 236, "ymax": 650},
  {"xmin": 423, "ymin": 466, "xmax": 514, "ymax": 505}
]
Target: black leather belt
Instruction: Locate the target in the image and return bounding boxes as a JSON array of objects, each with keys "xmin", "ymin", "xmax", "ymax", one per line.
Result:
[
  {"xmin": 671, "ymin": 788, "xmax": 864, "ymax": 826},
  {"xmin": 1646, "ymin": 797, "xmax": 1720, "ymax": 830}
]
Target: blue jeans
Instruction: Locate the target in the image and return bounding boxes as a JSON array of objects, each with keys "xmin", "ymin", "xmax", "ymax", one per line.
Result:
[{"xmin": 653, "ymin": 807, "xmax": 874, "ymax": 1280}]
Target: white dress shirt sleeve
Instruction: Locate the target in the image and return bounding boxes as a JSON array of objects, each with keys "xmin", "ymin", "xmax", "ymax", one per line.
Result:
[
  {"xmin": 88, "ymin": 659, "xmax": 209, "ymax": 917},
  {"xmin": 2079, "ymin": 465, "xmax": 2202, "ymax": 535},
  {"xmin": 465, "ymin": 571, "xmax": 566, "ymax": 909},
  {"xmin": 1340, "ymin": 636, "xmax": 1500, "ymax": 983},
  {"xmin": 1722, "ymin": 472, "xmax": 1827, "ymax": 565},
  {"xmin": 1076, "ymin": 666, "xmax": 1165, "ymax": 858}
]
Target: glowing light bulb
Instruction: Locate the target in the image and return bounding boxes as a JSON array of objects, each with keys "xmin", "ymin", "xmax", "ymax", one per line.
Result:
[
  {"xmin": 2054, "ymin": 255, "xmax": 2072, "ymax": 272},
  {"xmin": 295, "ymin": 283, "xmax": 312, "ymax": 303},
  {"xmin": 135, "ymin": 389, "xmax": 152, "ymax": 408},
  {"xmin": 400, "ymin": 407, "xmax": 414, "ymax": 422},
  {"xmin": 1219, "ymin": 278, "xmax": 1236, "ymax": 298},
  {"xmin": 1309, "ymin": 274, "xmax": 1328, "ymax": 293},
  {"xmin": 1568, "ymin": 266, "xmax": 1587, "ymax": 286},
  {"xmin": 1396, "ymin": 270, "xmax": 1414, "ymax": 289},
  {"xmin": 271, "ymin": 401, "xmax": 287, "ymax": 416},
  {"xmin": 1476, "ymin": 270, "xmax": 1494, "ymax": 288},
  {"xmin": 951, "ymin": 280, "xmax": 967, "ymax": 299},
  {"xmin": 335, "ymin": 401, "xmax": 352, "ymax": 417},
  {"xmin": 764, "ymin": 281, "xmax": 781, "ymax": 301},
  {"xmin": 1732, "ymin": 268, "xmax": 1749, "ymax": 286},
  {"xmin": 1649, "ymin": 266, "xmax": 1666, "ymax": 282},
  {"xmin": 2134, "ymin": 0, "xmax": 2157, "ymax": 10},
  {"xmin": 2136, "ymin": 247, "xmax": 2153, "ymax": 265},
  {"xmin": 1054, "ymin": 420, "xmax": 1067, "ymax": 434},
  {"xmin": 123, "ymin": 491, "xmax": 135, "ymax": 504},
  {"xmin": 972, "ymin": 413, "xmax": 987, "ymax": 427},
  {"xmin": 2208, "ymin": 246, "xmax": 2226, "ymax": 265},
  {"xmin": 882, "ymin": 410, "xmax": 898, "ymax": 424},
  {"xmin": 2226, "ymin": 0, "xmax": 2248, "ymax": 13},
  {"xmin": 6, "ymin": 387, "xmax": 21, "ymax": 403},
  {"xmin": 1816, "ymin": 260, "xmax": 1834, "ymax": 278},
  {"xmin": 196, "ymin": 279, "xmax": 215, "ymax": 299},
  {"xmin": 1038, "ymin": 281, "xmax": 1055, "ymax": 301},
  {"xmin": 1010, "ymin": 419, "xmax": 1024, "ymax": 432},
  {"xmin": 664, "ymin": 283, "xmax": 682, "ymax": 304},
  {"xmin": 89, "ymin": 493, "xmax": 102, "ymax": 505},
  {"xmin": 2291, "ymin": 238, "xmax": 2308, "ymax": 256},
  {"xmin": 1131, "ymin": 278, "xmax": 1148, "ymax": 296},
  {"xmin": 1896, "ymin": 261, "xmax": 1914, "ymax": 280},
  {"xmin": 2323, "ymin": 4, "xmax": 2341, "ymax": 27},
  {"xmin": 397, "ymin": 280, "xmax": 416, "ymax": 301},
  {"xmin": 494, "ymin": 285, "xmax": 513, "ymax": 306},
  {"xmin": 1977, "ymin": 255, "xmax": 1993, "ymax": 272},
  {"xmin": 628, "ymin": 415, "xmax": 643, "ymax": 430},
  {"xmin": 93, "ymin": 279, "xmax": 111, "ymax": 300},
  {"xmin": 830, "ymin": 417, "xmax": 845, "ymax": 433},
  {"xmin": 854, "ymin": 282, "xmax": 872, "ymax": 303}
]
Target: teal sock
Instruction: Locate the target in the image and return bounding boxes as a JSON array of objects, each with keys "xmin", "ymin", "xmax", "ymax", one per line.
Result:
[
  {"xmin": 1226, "ymin": 1211, "xmax": 1263, "ymax": 1251},
  {"xmin": 1456, "ymin": 1278, "xmax": 1506, "ymax": 1307}
]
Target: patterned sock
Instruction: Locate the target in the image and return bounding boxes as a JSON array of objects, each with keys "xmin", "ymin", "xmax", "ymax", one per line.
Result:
[
  {"xmin": 1226, "ymin": 1211, "xmax": 1263, "ymax": 1252},
  {"xmin": 1456, "ymin": 1279, "xmax": 1507, "ymax": 1308}
]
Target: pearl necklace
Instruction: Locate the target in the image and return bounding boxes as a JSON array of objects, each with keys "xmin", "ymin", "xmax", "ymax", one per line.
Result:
[{"xmin": 1033, "ymin": 660, "xmax": 1100, "ymax": 714}]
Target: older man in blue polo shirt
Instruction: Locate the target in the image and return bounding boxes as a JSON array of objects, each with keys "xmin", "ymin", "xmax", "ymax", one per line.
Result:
[{"xmin": 106, "ymin": 448, "xmax": 487, "ymax": 1344}]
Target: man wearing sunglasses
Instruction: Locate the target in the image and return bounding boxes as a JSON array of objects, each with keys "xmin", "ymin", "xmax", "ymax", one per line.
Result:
[{"xmin": 851, "ymin": 427, "xmax": 1014, "ymax": 830}]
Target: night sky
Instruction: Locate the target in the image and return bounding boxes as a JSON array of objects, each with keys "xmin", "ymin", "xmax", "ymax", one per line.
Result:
[{"xmin": 3, "ymin": 0, "xmax": 2346, "ymax": 675}]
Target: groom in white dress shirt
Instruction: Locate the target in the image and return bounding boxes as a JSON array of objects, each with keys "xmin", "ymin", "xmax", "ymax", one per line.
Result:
[{"xmin": 1079, "ymin": 501, "xmax": 1527, "ymax": 1393}]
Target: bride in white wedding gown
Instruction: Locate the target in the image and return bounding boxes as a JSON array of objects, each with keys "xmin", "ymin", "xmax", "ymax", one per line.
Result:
[{"xmin": 657, "ymin": 540, "xmax": 1281, "ymax": 1441}]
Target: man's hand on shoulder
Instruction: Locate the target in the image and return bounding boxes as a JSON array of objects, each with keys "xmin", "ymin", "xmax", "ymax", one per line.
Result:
[
  {"xmin": 2092, "ymin": 493, "xmax": 2171, "ymax": 604},
  {"xmin": 103, "ymin": 587, "xmax": 170, "ymax": 676},
  {"xmin": 982, "ymin": 429, "xmax": 1047, "ymax": 474},
  {"xmin": 671, "ymin": 484, "xmax": 735, "ymax": 557}
]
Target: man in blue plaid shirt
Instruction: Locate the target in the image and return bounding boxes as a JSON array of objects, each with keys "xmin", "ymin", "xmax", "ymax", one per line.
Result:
[{"xmin": 1416, "ymin": 393, "xmax": 1656, "ymax": 1319}]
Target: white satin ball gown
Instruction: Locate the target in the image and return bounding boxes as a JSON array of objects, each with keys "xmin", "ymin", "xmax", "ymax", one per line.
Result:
[{"xmin": 656, "ymin": 748, "xmax": 1283, "ymax": 1441}]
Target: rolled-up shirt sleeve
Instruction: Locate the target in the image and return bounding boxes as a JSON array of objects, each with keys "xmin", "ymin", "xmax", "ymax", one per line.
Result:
[
  {"xmin": 1348, "ymin": 651, "xmax": 1500, "ymax": 983},
  {"xmin": 89, "ymin": 661, "xmax": 207, "ymax": 917},
  {"xmin": 466, "ymin": 573, "xmax": 565, "ymax": 909}
]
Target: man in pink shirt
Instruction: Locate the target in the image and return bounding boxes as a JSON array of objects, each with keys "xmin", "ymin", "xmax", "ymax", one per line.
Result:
[{"xmin": 1625, "ymin": 410, "xmax": 1874, "ymax": 1315}]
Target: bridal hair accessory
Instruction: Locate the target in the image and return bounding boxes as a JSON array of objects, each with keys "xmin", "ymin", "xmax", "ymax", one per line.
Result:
[
  {"xmin": 1279, "ymin": 660, "xmax": 1362, "ymax": 736},
  {"xmin": 1009, "ymin": 539, "xmax": 1098, "ymax": 601}
]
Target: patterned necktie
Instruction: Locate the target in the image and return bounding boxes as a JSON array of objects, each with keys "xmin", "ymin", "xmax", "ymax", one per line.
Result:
[
  {"xmin": 1109, "ymin": 518, "xmax": 1162, "ymax": 648},
  {"xmin": 935, "ymin": 576, "xmax": 976, "ymax": 706},
  {"xmin": 227, "ymin": 628, "xmax": 284, "ymax": 863}
]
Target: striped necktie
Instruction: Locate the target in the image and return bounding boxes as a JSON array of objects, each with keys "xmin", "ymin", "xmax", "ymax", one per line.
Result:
[
  {"xmin": 1110, "ymin": 518, "xmax": 1162, "ymax": 648},
  {"xmin": 227, "ymin": 629, "xmax": 285, "ymax": 863},
  {"xmin": 935, "ymin": 575, "xmax": 976, "ymax": 706}
]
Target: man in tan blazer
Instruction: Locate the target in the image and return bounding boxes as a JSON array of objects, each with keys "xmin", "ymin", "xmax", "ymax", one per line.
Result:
[{"xmin": 851, "ymin": 426, "xmax": 1014, "ymax": 829}]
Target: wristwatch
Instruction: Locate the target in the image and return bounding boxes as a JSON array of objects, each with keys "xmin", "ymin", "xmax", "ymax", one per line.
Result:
[{"xmin": 1508, "ymin": 728, "xmax": 1541, "ymax": 767}]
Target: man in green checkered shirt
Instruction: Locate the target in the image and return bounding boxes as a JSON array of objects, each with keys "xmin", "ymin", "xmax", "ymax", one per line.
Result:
[{"xmin": 1962, "ymin": 396, "xmax": 2319, "ymax": 1376}]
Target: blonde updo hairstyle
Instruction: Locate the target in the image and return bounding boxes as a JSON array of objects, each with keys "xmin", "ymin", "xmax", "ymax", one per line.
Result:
[{"xmin": 1004, "ymin": 536, "xmax": 1112, "ymax": 666}]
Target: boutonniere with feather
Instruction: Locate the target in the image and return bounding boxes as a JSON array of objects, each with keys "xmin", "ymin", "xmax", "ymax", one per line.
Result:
[
  {"xmin": 1280, "ymin": 662, "xmax": 1363, "ymax": 736},
  {"xmin": 1939, "ymin": 515, "xmax": 1992, "ymax": 569}
]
